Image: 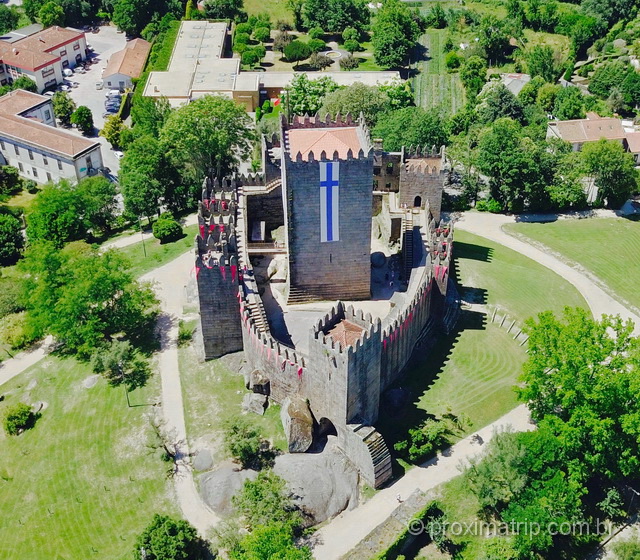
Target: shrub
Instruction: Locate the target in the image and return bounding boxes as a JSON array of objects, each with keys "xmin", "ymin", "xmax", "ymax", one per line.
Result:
[
  {"xmin": 276, "ymin": 19, "xmax": 292, "ymax": 31},
  {"xmin": 234, "ymin": 32, "xmax": 251, "ymax": 45},
  {"xmin": 0, "ymin": 277, "xmax": 23, "ymax": 319},
  {"xmin": 445, "ymin": 51, "xmax": 462, "ymax": 70},
  {"xmin": 4, "ymin": 402, "xmax": 33, "ymax": 436},
  {"xmin": 0, "ymin": 312, "xmax": 34, "ymax": 350},
  {"xmin": 152, "ymin": 213, "xmax": 183, "ymax": 243},
  {"xmin": 340, "ymin": 54, "xmax": 359, "ymax": 70},
  {"xmin": 253, "ymin": 26, "xmax": 271, "ymax": 43},
  {"xmin": 308, "ymin": 26, "xmax": 324, "ymax": 39},
  {"xmin": 235, "ymin": 22, "xmax": 252, "ymax": 35},
  {"xmin": 343, "ymin": 39, "xmax": 360, "ymax": 53},
  {"xmin": 309, "ymin": 52, "xmax": 333, "ymax": 70},
  {"xmin": 342, "ymin": 26, "xmax": 359, "ymax": 42},
  {"xmin": 284, "ymin": 40, "xmax": 311, "ymax": 66},
  {"xmin": 224, "ymin": 418, "xmax": 263, "ymax": 468},
  {"xmin": 394, "ymin": 418, "xmax": 451, "ymax": 462},
  {"xmin": 178, "ymin": 320, "xmax": 194, "ymax": 346},
  {"xmin": 476, "ymin": 197, "xmax": 502, "ymax": 213},
  {"xmin": 242, "ymin": 49, "xmax": 260, "ymax": 66},
  {"xmin": 308, "ymin": 38, "xmax": 326, "ymax": 53},
  {"xmin": 0, "ymin": 213, "xmax": 23, "ymax": 265}
]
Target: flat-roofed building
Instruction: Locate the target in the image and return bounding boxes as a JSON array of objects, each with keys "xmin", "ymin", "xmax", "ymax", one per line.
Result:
[
  {"xmin": 101, "ymin": 38, "xmax": 151, "ymax": 91},
  {"xmin": 0, "ymin": 25, "xmax": 88, "ymax": 92},
  {"xmin": 144, "ymin": 21, "xmax": 401, "ymax": 110},
  {"xmin": 0, "ymin": 89, "xmax": 103, "ymax": 183}
]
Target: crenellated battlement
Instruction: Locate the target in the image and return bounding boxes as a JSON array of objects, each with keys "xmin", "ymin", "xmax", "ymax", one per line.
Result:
[
  {"xmin": 286, "ymin": 147, "xmax": 371, "ymax": 164},
  {"xmin": 404, "ymin": 145, "xmax": 446, "ymax": 160}
]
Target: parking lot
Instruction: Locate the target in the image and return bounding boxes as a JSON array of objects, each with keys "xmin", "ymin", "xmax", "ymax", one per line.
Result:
[{"xmin": 64, "ymin": 25, "xmax": 127, "ymax": 174}]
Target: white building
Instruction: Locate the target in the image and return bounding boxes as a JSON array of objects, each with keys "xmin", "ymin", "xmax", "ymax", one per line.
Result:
[
  {"xmin": 0, "ymin": 26, "xmax": 88, "ymax": 93},
  {"xmin": 102, "ymin": 38, "xmax": 151, "ymax": 91},
  {"xmin": 0, "ymin": 89, "xmax": 103, "ymax": 183}
]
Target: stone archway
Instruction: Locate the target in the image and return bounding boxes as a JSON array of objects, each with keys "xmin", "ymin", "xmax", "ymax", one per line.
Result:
[{"xmin": 413, "ymin": 195, "xmax": 422, "ymax": 208}]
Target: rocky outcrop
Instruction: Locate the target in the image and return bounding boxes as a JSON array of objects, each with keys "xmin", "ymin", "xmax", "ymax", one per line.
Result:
[
  {"xmin": 280, "ymin": 396, "xmax": 314, "ymax": 453},
  {"xmin": 199, "ymin": 462, "xmax": 258, "ymax": 516},
  {"xmin": 249, "ymin": 370, "xmax": 270, "ymax": 395},
  {"xmin": 274, "ymin": 438, "xmax": 359, "ymax": 526},
  {"xmin": 242, "ymin": 392, "xmax": 267, "ymax": 415}
]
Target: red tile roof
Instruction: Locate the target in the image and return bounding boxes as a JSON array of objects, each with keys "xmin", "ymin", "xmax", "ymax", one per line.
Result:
[
  {"xmin": 327, "ymin": 319, "xmax": 365, "ymax": 348},
  {"xmin": 626, "ymin": 132, "xmax": 640, "ymax": 153},
  {"xmin": 0, "ymin": 26, "xmax": 83, "ymax": 71},
  {"xmin": 287, "ymin": 127, "xmax": 363, "ymax": 161},
  {"xmin": 102, "ymin": 38, "xmax": 151, "ymax": 79}
]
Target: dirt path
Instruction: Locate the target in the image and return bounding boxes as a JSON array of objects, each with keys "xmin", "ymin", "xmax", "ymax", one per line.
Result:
[
  {"xmin": 0, "ymin": 336, "xmax": 54, "ymax": 388},
  {"xmin": 141, "ymin": 251, "xmax": 220, "ymax": 535},
  {"xmin": 312, "ymin": 405, "xmax": 533, "ymax": 559},
  {"xmin": 455, "ymin": 212, "xmax": 640, "ymax": 333}
]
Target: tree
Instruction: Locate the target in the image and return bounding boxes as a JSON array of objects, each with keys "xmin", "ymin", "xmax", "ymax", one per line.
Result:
[
  {"xmin": 26, "ymin": 180, "xmax": 87, "ymax": 247},
  {"xmin": 308, "ymin": 26, "xmax": 324, "ymax": 40},
  {"xmin": 100, "ymin": 115, "xmax": 125, "ymax": 148},
  {"xmin": 460, "ymin": 56, "xmax": 487, "ymax": 97},
  {"xmin": 589, "ymin": 60, "xmax": 632, "ymax": 99},
  {"xmin": 20, "ymin": 243, "xmax": 158, "ymax": 357},
  {"xmin": 135, "ymin": 514, "xmax": 210, "ymax": 560},
  {"xmin": 0, "ymin": 213, "xmax": 23, "ymax": 265},
  {"xmin": 131, "ymin": 96, "xmax": 172, "ymax": 136},
  {"xmin": 613, "ymin": 539, "xmax": 640, "ymax": 560},
  {"xmin": 0, "ymin": 5, "xmax": 19, "ymax": 34},
  {"xmin": 230, "ymin": 523, "xmax": 312, "ymax": 560},
  {"xmin": 224, "ymin": 419, "xmax": 262, "ymax": 468},
  {"xmin": 303, "ymin": 0, "xmax": 369, "ymax": 33},
  {"xmin": 38, "ymin": 1, "xmax": 65, "ymax": 26},
  {"xmin": 372, "ymin": 0, "xmax": 421, "ymax": 68},
  {"xmin": 308, "ymin": 52, "xmax": 332, "ymax": 70},
  {"xmin": 52, "ymin": 91, "xmax": 76, "ymax": 126},
  {"xmin": 526, "ymin": 45, "xmax": 557, "ymax": 83},
  {"xmin": 343, "ymin": 38, "xmax": 359, "ymax": 53},
  {"xmin": 475, "ymin": 80, "xmax": 524, "ymax": 124},
  {"xmin": 580, "ymin": 139, "xmax": 638, "ymax": 206},
  {"xmin": 394, "ymin": 418, "xmax": 451, "ymax": 462},
  {"xmin": 342, "ymin": 26, "xmax": 358, "ymax": 41},
  {"xmin": 536, "ymin": 82, "xmax": 561, "ymax": 113},
  {"xmin": 379, "ymin": 79, "xmax": 414, "ymax": 109},
  {"xmin": 203, "ymin": 0, "xmax": 244, "ymax": 19},
  {"xmin": 479, "ymin": 537, "xmax": 519, "ymax": 560},
  {"xmin": 76, "ymin": 175, "xmax": 118, "ymax": 234},
  {"xmin": 11, "ymin": 76, "xmax": 37, "ymax": 93},
  {"xmin": 23, "ymin": 0, "xmax": 45, "ymax": 21},
  {"xmin": 307, "ymin": 37, "xmax": 327, "ymax": 52},
  {"xmin": 339, "ymin": 54, "xmax": 359, "ymax": 70},
  {"xmin": 160, "ymin": 95, "xmax": 254, "ymax": 184},
  {"xmin": 3, "ymin": 402, "xmax": 33, "ymax": 436},
  {"xmin": 91, "ymin": 340, "xmax": 150, "ymax": 389},
  {"xmin": 284, "ymin": 40, "xmax": 311, "ymax": 67},
  {"xmin": 273, "ymin": 31, "xmax": 292, "ymax": 53},
  {"xmin": 517, "ymin": 75, "xmax": 545, "ymax": 107},
  {"xmin": 0, "ymin": 165, "xmax": 22, "ymax": 197},
  {"xmin": 286, "ymin": 0, "xmax": 304, "ymax": 30},
  {"xmin": 284, "ymin": 73, "xmax": 339, "ymax": 115},
  {"xmin": 152, "ymin": 213, "xmax": 183, "ymax": 242},
  {"xmin": 478, "ymin": 15, "xmax": 510, "ymax": 63},
  {"xmin": 253, "ymin": 26, "xmax": 270, "ymax": 43},
  {"xmin": 233, "ymin": 470, "xmax": 301, "ymax": 529},
  {"xmin": 71, "ymin": 105, "xmax": 94, "ymax": 134},
  {"xmin": 372, "ymin": 106, "xmax": 449, "ymax": 152},
  {"xmin": 319, "ymin": 82, "xmax": 388, "ymax": 126}
]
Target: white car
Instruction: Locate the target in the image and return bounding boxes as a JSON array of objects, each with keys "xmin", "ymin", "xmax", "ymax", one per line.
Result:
[
  {"xmin": 74, "ymin": 66, "xmax": 85, "ymax": 74},
  {"xmin": 114, "ymin": 151, "xmax": 124, "ymax": 160},
  {"xmin": 95, "ymin": 81, "xmax": 103, "ymax": 90},
  {"xmin": 62, "ymin": 68, "xmax": 73, "ymax": 77},
  {"xmin": 105, "ymin": 89, "xmax": 121, "ymax": 98},
  {"xmin": 57, "ymin": 84, "xmax": 70, "ymax": 92}
]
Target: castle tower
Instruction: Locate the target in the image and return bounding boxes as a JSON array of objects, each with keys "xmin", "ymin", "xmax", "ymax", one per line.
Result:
[
  {"xmin": 195, "ymin": 175, "xmax": 243, "ymax": 359},
  {"xmin": 399, "ymin": 145, "xmax": 447, "ymax": 221},
  {"xmin": 281, "ymin": 114, "xmax": 373, "ymax": 303}
]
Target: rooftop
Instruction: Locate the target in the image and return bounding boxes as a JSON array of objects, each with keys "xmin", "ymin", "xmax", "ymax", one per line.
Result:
[
  {"xmin": 102, "ymin": 38, "xmax": 151, "ymax": 79},
  {"xmin": 168, "ymin": 20, "xmax": 228, "ymax": 72},
  {"xmin": 327, "ymin": 319, "xmax": 366, "ymax": 349},
  {"xmin": 0, "ymin": 23, "xmax": 43, "ymax": 43},
  {"xmin": 287, "ymin": 127, "xmax": 365, "ymax": 161},
  {"xmin": 0, "ymin": 89, "xmax": 100, "ymax": 158},
  {"xmin": 547, "ymin": 114, "xmax": 626, "ymax": 144},
  {"xmin": 626, "ymin": 131, "xmax": 640, "ymax": 152},
  {"xmin": 258, "ymin": 71, "xmax": 401, "ymax": 89},
  {"xmin": 16, "ymin": 26, "xmax": 84, "ymax": 54}
]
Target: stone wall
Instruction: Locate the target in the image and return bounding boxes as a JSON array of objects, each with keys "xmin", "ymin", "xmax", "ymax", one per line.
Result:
[
  {"xmin": 246, "ymin": 184, "xmax": 284, "ymax": 240},
  {"xmin": 283, "ymin": 150, "xmax": 373, "ymax": 301},
  {"xmin": 399, "ymin": 163, "xmax": 445, "ymax": 222}
]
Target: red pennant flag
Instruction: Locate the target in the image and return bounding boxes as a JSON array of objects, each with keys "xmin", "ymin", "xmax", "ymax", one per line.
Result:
[{"xmin": 199, "ymin": 225, "xmax": 205, "ymax": 238}]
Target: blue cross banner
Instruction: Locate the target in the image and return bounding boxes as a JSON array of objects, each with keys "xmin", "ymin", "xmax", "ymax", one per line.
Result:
[{"xmin": 319, "ymin": 161, "xmax": 339, "ymax": 243}]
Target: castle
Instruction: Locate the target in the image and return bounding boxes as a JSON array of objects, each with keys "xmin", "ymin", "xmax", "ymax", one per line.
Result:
[{"xmin": 193, "ymin": 114, "xmax": 455, "ymax": 488}]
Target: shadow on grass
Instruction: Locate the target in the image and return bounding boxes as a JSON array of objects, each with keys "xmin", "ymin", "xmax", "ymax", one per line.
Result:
[{"xmin": 450, "ymin": 242, "xmax": 491, "ymax": 305}]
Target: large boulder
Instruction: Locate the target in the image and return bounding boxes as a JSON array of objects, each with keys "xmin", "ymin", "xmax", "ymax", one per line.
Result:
[
  {"xmin": 242, "ymin": 392, "xmax": 267, "ymax": 415},
  {"xmin": 249, "ymin": 370, "xmax": 270, "ymax": 395},
  {"xmin": 199, "ymin": 462, "xmax": 258, "ymax": 516},
  {"xmin": 274, "ymin": 439, "xmax": 359, "ymax": 526},
  {"xmin": 280, "ymin": 396, "xmax": 314, "ymax": 453}
]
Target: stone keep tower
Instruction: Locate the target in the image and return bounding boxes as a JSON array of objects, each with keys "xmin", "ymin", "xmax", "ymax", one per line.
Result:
[
  {"xmin": 195, "ymin": 176, "xmax": 243, "ymax": 359},
  {"xmin": 281, "ymin": 115, "xmax": 373, "ymax": 303}
]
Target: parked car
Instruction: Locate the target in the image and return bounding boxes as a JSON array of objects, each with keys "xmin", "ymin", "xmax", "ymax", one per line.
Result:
[
  {"xmin": 95, "ymin": 81, "xmax": 103, "ymax": 90},
  {"xmin": 74, "ymin": 66, "xmax": 85, "ymax": 74},
  {"xmin": 114, "ymin": 151, "xmax": 124, "ymax": 160},
  {"xmin": 62, "ymin": 68, "xmax": 73, "ymax": 78},
  {"xmin": 43, "ymin": 91, "xmax": 55, "ymax": 97},
  {"xmin": 105, "ymin": 89, "xmax": 121, "ymax": 98},
  {"xmin": 57, "ymin": 84, "xmax": 70, "ymax": 92},
  {"xmin": 71, "ymin": 81, "xmax": 79, "ymax": 88}
]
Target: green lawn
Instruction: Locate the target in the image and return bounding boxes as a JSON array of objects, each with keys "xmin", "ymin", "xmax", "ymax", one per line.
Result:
[
  {"xmin": 505, "ymin": 217, "xmax": 640, "ymax": 313},
  {"xmin": 179, "ymin": 343, "xmax": 287, "ymax": 471},
  {"xmin": 454, "ymin": 230, "xmax": 588, "ymax": 323},
  {"xmin": 412, "ymin": 29, "xmax": 466, "ymax": 114},
  {"xmin": 0, "ymin": 357, "xmax": 176, "ymax": 560},
  {"xmin": 0, "ymin": 189, "xmax": 37, "ymax": 215},
  {"xmin": 116, "ymin": 223, "xmax": 198, "ymax": 278},
  {"xmin": 244, "ymin": 0, "xmax": 292, "ymax": 22}
]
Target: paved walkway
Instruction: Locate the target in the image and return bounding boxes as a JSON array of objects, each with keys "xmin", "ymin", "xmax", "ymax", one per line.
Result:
[
  {"xmin": 101, "ymin": 214, "xmax": 198, "ymax": 251},
  {"xmin": 312, "ymin": 405, "xmax": 534, "ymax": 559},
  {"xmin": 0, "ymin": 336, "xmax": 53, "ymax": 388},
  {"xmin": 141, "ymin": 251, "xmax": 219, "ymax": 535},
  {"xmin": 455, "ymin": 212, "xmax": 640, "ymax": 333}
]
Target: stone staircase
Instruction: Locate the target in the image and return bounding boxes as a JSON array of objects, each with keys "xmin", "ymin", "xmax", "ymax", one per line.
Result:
[
  {"xmin": 401, "ymin": 213, "xmax": 414, "ymax": 281},
  {"xmin": 349, "ymin": 423, "xmax": 393, "ymax": 488}
]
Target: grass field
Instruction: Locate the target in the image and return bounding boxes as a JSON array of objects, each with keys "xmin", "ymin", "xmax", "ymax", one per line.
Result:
[
  {"xmin": 0, "ymin": 357, "xmax": 176, "ymax": 560},
  {"xmin": 412, "ymin": 29, "xmax": 466, "ymax": 114},
  {"xmin": 454, "ymin": 230, "xmax": 588, "ymax": 323},
  {"xmin": 116, "ymin": 223, "xmax": 198, "ymax": 278},
  {"xmin": 179, "ymin": 344, "xmax": 287, "ymax": 471},
  {"xmin": 505, "ymin": 217, "xmax": 640, "ymax": 313}
]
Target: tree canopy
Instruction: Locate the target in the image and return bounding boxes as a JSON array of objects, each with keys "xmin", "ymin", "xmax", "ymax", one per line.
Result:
[
  {"xmin": 373, "ymin": 106, "xmax": 449, "ymax": 152},
  {"xmin": 372, "ymin": 0, "xmax": 422, "ymax": 68},
  {"xmin": 303, "ymin": 0, "xmax": 369, "ymax": 33},
  {"xmin": 319, "ymin": 82, "xmax": 389, "ymax": 126},
  {"xmin": 134, "ymin": 514, "xmax": 210, "ymax": 560},
  {"xmin": 0, "ymin": 213, "xmax": 23, "ymax": 265},
  {"xmin": 284, "ymin": 74, "xmax": 339, "ymax": 116}
]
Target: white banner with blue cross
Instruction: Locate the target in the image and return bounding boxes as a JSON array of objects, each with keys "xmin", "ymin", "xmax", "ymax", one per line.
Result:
[{"xmin": 319, "ymin": 161, "xmax": 339, "ymax": 243}]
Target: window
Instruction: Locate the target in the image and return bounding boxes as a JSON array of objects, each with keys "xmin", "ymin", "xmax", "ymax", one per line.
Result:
[
  {"xmin": 85, "ymin": 156, "xmax": 92, "ymax": 169},
  {"xmin": 13, "ymin": 145, "xmax": 18, "ymax": 156},
  {"xmin": 44, "ymin": 109, "xmax": 51, "ymax": 121},
  {"xmin": 119, "ymin": 81, "xmax": 125, "ymax": 89},
  {"xmin": 42, "ymin": 67, "xmax": 54, "ymax": 78},
  {"xmin": 46, "ymin": 172, "xmax": 52, "ymax": 182},
  {"xmin": 18, "ymin": 162, "xmax": 23, "ymax": 172},
  {"xmin": 107, "ymin": 81, "xmax": 112, "ymax": 86},
  {"xmin": 73, "ymin": 42, "xmax": 80, "ymax": 50},
  {"xmin": 0, "ymin": 64, "xmax": 4, "ymax": 73},
  {"xmin": 60, "ymin": 49, "xmax": 66, "ymax": 56},
  {"xmin": 0, "ymin": 79, "xmax": 6, "ymax": 86},
  {"xmin": 62, "ymin": 60, "xmax": 69, "ymax": 68},
  {"xmin": 43, "ymin": 156, "xmax": 48, "ymax": 166},
  {"xmin": 28, "ymin": 149, "xmax": 33, "ymax": 160},
  {"xmin": 32, "ymin": 167, "xmax": 37, "ymax": 177},
  {"xmin": 57, "ymin": 160, "xmax": 63, "ymax": 170},
  {"xmin": 0, "ymin": 140, "xmax": 4, "ymax": 150}
]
